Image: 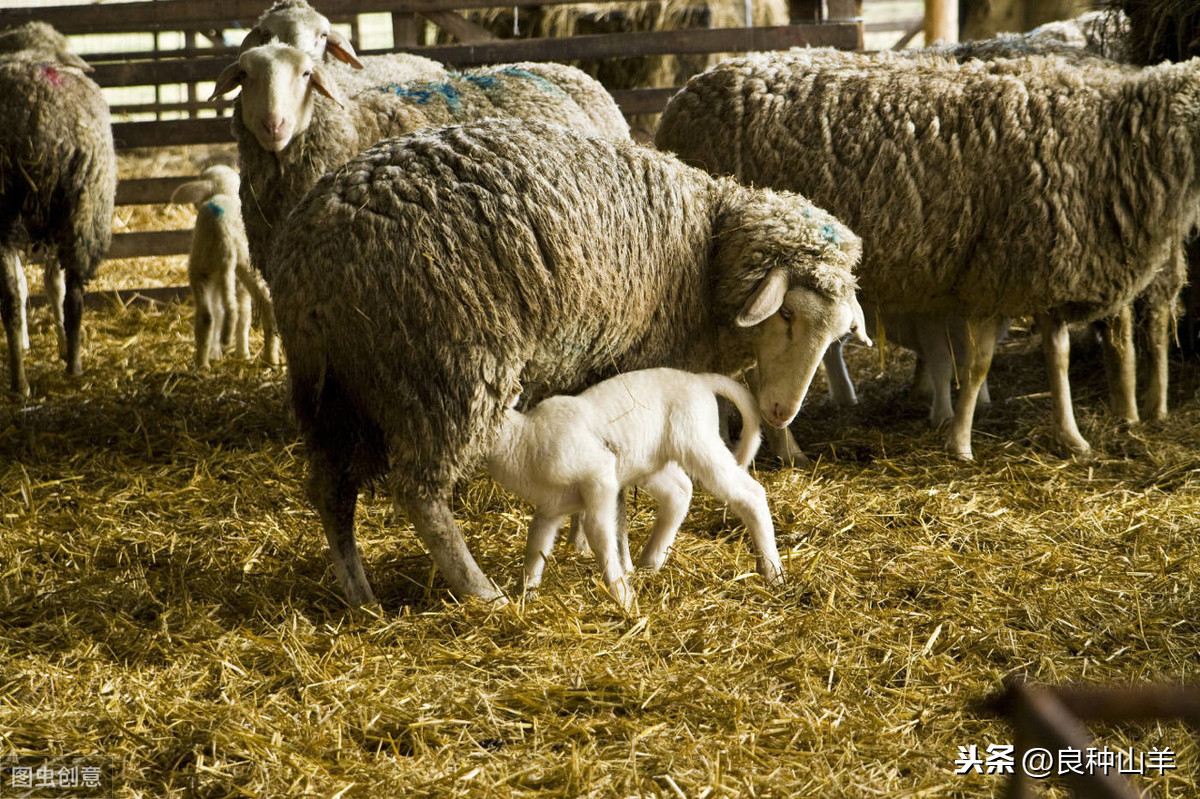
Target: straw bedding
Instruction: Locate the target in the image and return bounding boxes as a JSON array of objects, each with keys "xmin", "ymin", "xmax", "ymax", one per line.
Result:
[{"xmin": 3, "ymin": 289, "xmax": 1200, "ymax": 795}]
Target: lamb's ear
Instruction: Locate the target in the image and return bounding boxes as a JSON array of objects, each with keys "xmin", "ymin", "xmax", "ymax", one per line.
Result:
[
  {"xmin": 58, "ymin": 49, "xmax": 93, "ymax": 72},
  {"xmin": 736, "ymin": 268, "xmax": 789, "ymax": 327},
  {"xmin": 325, "ymin": 29, "xmax": 364, "ymax": 69},
  {"xmin": 209, "ymin": 62, "xmax": 245, "ymax": 100},
  {"xmin": 309, "ymin": 67, "xmax": 345, "ymax": 108},
  {"xmin": 170, "ymin": 180, "xmax": 211, "ymax": 206},
  {"xmin": 849, "ymin": 295, "xmax": 872, "ymax": 346}
]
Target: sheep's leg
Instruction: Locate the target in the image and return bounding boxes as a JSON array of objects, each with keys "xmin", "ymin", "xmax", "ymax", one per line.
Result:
[
  {"xmin": 43, "ymin": 261, "xmax": 66, "ymax": 360},
  {"xmin": 822, "ymin": 337, "xmax": 858, "ymax": 405},
  {"xmin": 307, "ymin": 453, "xmax": 377, "ymax": 607},
  {"xmin": 1038, "ymin": 313, "xmax": 1092, "ymax": 458},
  {"xmin": 909, "ymin": 354, "xmax": 932, "ymax": 400},
  {"xmin": 1142, "ymin": 298, "xmax": 1172, "ymax": 421},
  {"xmin": 579, "ymin": 481, "xmax": 634, "ymax": 610},
  {"xmin": 636, "ymin": 463, "xmax": 693, "ymax": 573},
  {"xmin": 945, "ymin": 316, "xmax": 1000, "ymax": 461},
  {"xmin": 192, "ymin": 282, "xmax": 215, "ymax": 370},
  {"xmin": 1, "ymin": 251, "xmax": 29, "ymax": 396},
  {"xmin": 237, "ymin": 265, "xmax": 280, "ymax": 365},
  {"xmin": 685, "ymin": 450, "xmax": 782, "ymax": 587},
  {"xmin": 915, "ymin": 318, "xmax": 955, "ymax": 428},
  {"xmin": 523, "ymin": 511, "xmax": 567, "ymax": 592},
  {"xmin": 234, "ymin": 280, "xmax": 253, "ymax": 360},
  {"xmin": 217, "ymin": 263, "xmax": 238, "ymax": 351},
  {"xmin": 14, "ymin": 254, "xmax": 29, "ymax": 351},
  {"xmin": 1097, "ymin": 307, "xmax": 1139, "ymax": 424},
  {"xmin": 405, "ymin": 494, "xmax": 505, "ymax": 602},
  {"xmin": 61, "ymin": 265, "xmax": 85, "ymax": 377}
]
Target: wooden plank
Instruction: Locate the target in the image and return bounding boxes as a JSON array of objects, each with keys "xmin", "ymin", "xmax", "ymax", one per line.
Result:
[
  {"xmin": 419, "ymin": 10, "xmax": 500, "ymax": 44},
  {"xmin": 388, "ymin": 23, "xmax": 863, "ymax": 66},
  {"xmin": 88, "ymin": 23, "xmax": 858, "ymax": 87},
  {"xmin": 109, "ymin": 230, "xmax": 194, "ymax": 259},
  {"xmin": 112, "ymin": 117, "xmax": 233, "ymax": 150},
  {"xmin": 111, "ymin": 100, "xmax": 232, "ymax": 117},
  {"xmin": 116, "ymin": 177, "xmax": 200, "ymax": 206}
]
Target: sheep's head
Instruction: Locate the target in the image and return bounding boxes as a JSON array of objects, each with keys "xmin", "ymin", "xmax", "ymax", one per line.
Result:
[
  {"xmin": 239, "ymin": 0, "xmax": 363, "ymax": 69},
  {"xmin": 718, "ymin": 186, "xmax": 868, "ymax": 428},
  {"xmin": 210, "ymin": 44, "xmax": 344, "ymax": 153},
  {"xmin": 0, "ymin": 21, "xmax": 92, "ymax": 71},
  {"xmin": 170, "ymin": 165, "xmax": 241, "ymax": 206}
]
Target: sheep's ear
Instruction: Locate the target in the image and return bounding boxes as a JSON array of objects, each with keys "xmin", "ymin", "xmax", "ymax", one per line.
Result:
[
  {"xmin": 170, "ymin": 180, "xmax": 211, "ymax": 205},
  {"xmin": 736, "ymin": 268, "xmax": 789, "ymax": 327},
  {"xmin": 58, "ymin": 49, "xmax": 92, "ymax": 72},
  {"xmin": 310, "ymin": 67, "xmax": 345, "ymax": 108},
  {"xmin": 849, "ymin": 295, "xmax": 872, "ymax": 346},
  {"xmin": 240, "ymin": 28, "xmax": 271, "ymax": 50},
  {"xmin": 209, "ymin": 62, "xmax": 245, "ymax": 100},
  {"xmin": 325, "ymin": 29, "xmax": 364, "ymax": 69}
]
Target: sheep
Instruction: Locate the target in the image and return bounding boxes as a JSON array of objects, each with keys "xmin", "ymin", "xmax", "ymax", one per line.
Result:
[
  {"xmin": 170, "ymin": 165, "xmax": 280, "ymax": 370},
  {"xmin": 0, "ymin": 34, "xmax": 116, "ymax": 397},
  {"xmin": 488, "ymin": 367, "xmax": 774, "ymax": 610},
  {"xmin": 655, "ymin": 51, "xmax": 1200, "ymax": 460},
  {"xmin": 0, "ymin": 21, "xmax": 93, "ymax": 72},
  {"xmin": 264, "ymin": 118, "xmax": 866, "ymax": 606},
  {"xmin": 210, "ymin": 44, "xmax": 630, "ymax": 282},
  {"xmin": 237, "ymin": 0, "xmax": 445, "ymax": 85}
]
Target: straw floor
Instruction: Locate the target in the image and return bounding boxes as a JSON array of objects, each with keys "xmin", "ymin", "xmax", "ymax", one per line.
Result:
[{"xmin": 4, "ymin": 248, "xmax": 1200, "ymax": 793}]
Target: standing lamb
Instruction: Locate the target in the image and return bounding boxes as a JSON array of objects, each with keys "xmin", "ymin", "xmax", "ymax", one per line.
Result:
[
  {"xmin": 655, "ymin": 51, "xmax": 1200, "ymax": 459},
  {"xmin": 266, "ymin": 119, "xmax": 866, "ymax": 606},
  {"xmin": 489, "ymin": 367, "xmax": 776, "ymax": 610},
  {"xmin": 0, "ymin": 29, "xmax": 116, "ymax": 397},
  {"xmin": 170, "ymin": 165, "xmax": 280, "ymax": 369},
  {"xmin": 210, "ymin": 44, "xmax": 630, "ymax": 280}
]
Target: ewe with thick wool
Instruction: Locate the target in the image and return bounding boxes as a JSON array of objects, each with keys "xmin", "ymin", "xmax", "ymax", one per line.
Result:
[
  {"xmin": 0, "ymin": 40, "xmax": 116, "ymax": 397},
  {"xmin": 0, "ymin": 21, "xmax": 93, "ymax": 71},
  {"xmin": 489, "ymin": 367, "xmax": 774, "ymax": 610},
  {"xmin": 266, "ymin": 119, "xmax": 863, "ymax": 605},
  {"xmin": 656, "ymin": 51, "xmax": 1200, "ymax": 460},
  {"xmin": 171, "ymin": 165, "xmax": 280, "ymax": 370},
  {"xmin": 212, "ymin": 44, "xmax": 630, "ymax": 278}
]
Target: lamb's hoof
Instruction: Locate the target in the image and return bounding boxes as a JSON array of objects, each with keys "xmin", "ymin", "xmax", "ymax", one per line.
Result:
[
  {"xmin": 777, "ymin": 450, "xmax": 812, "ymax": 468},
  {"xmin": 607, "ymin": 575, "xmax": 636, "ymax": 612},
  {"xmin": 1058, "ymin": 436, "xmax": 1093, "ymax": 460},
  {"xmin": 757, "ymin": 558, "xmax": 786, "ymax": 589},
  {"xmin": 948, "ymin": 447, "xmax": 974, "ymax": 462},
  {"xmin": 637, "ymin": 553, "xmax": 667, "ymax": 573}
]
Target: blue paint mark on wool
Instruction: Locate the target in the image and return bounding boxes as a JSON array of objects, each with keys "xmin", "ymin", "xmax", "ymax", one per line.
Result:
[
  {"xmin": 379, "ymin": 82, "xmax": 463, "ymax": 112},
  {"xmin": 820, "ymin": 223, "xmax": 840, "ymax": 244},
  {"xmin": 203, "ymin": 200, "xmax": 225, "ymax": 218},
  {"xmin": 463, "ymin": 74, "xmax": 499, "ymax": 90},
  {"xmin": 497, "ymin": 67, "xmax": 561, "ymax": 93}
]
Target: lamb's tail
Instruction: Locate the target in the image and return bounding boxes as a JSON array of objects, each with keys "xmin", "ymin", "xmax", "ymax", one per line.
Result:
[{"xmin": 701, "ymin": 374, "xmax": 762, "ymax": 468}]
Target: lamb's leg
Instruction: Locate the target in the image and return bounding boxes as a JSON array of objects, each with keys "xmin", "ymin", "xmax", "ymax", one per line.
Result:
[
  {"xmin": 1038, "ymin": 313, "xmax": 1092, "ymax": 457},
  {"xmin": 567, "ymin": 487, "xmax": 629, "ymax": 558},
  {"xmin": 823, "ymin": 337, "xmax": 858, "ymax": 405},
  {"xmin": 945, "ymin": 316, "xmax": 1000, "ymax": 461},
  {"xmin": 1, "ymin": 251, "xmax": 29, "ymax": 396},
  {"xmin": 405, "ymin": 493, "xmax": 505, "ymax": 602},
  {"xmin": 217, "ymin": 263, "xmax": 238, "ymax": 351},
  {"xmin": 1142, "ymin": 298, "xmax": 1172, "ymax": 422},
  {"xmin": 579, "ymin": 481, "xmax": 634, "ymax": 610},
  {"xmin": 1097, "ymin": 306, "xmax": 1139, "ymax": 424},
  {"xmin": 636, "ymin": 463, "xmax": 693, "ymax": 573},
  {"xmin": 43, "ymin": 261, "xmax": 66, "ymax": 360},
  {"xmin": 234, "ymin": 280, "xmax": 253, "ymax": 360},
  {"xmin": 915, "ymin": 318, "xmax": 955, "ymax": 428},
  {"xmin": 523, "ymin": 511, "xmax": 567, "ymax": 592},
  {"xmin": 684, "ymin": 450, "xmax": 782, "ymax": 587},
  {"xmin": 192, "ymin": 282, "xmax": 214, "ymax": 370},
  {"xmin": 307, "ymin": 452, "xmax": 377, "ymax": 607}
]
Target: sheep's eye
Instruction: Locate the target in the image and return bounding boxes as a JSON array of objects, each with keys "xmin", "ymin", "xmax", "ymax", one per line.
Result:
[
  {"xmin": 302, "ymin": 70, "xmax": 313, "ymax": 78},
  {"xmin": 778, "ymin": 306, "xmax": 795, "ymax": 323}
]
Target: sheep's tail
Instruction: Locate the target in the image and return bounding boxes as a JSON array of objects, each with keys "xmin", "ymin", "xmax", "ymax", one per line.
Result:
[{"xmin": 701, "ymin": 374, "xmax": 762, "ymax": 468}]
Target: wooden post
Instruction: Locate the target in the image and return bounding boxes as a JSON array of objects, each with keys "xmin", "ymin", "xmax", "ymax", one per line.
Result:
[
  {"xmin": 392, "ymin": 12, "xmax": 419, "ymax": 48},
  {"xmin": 826, "ymin": 1, "xmax": 863, "ymax": 49},
  {"xmin": 788, "ymin": 0, "xmax": 820, "ymax": 24},
  {"xmin": 925, "ymin": 0, "xmax": 957, "ymax": 44}
]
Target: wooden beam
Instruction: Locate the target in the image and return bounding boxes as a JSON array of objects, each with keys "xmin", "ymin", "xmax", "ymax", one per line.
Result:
[
  {"xmin": 112, "ymin": 117, "xmax": 233, "ymax": 150},
  {"xmin": 109, "ymin": 230, "xmax": 194, "ymax": 260},
  {"xmin": 116, "ymin": 177, "xmax": 202, "ymax": 206},
  {"xmin": 418, "ymin": 10, "xmax": 500, "ymax": 44}
]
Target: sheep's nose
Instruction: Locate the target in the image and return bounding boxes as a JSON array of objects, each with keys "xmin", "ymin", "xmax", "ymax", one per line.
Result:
[{"xmin": 260, "ymin": 116, "xmax": 286, "ymax": 140}]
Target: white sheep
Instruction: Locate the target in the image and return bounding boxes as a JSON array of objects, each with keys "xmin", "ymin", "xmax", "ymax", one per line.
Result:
[
  {"xmin": 656, "ymin": 51, "xmax": 1200, "ymax": 460},
  {"xmin": 488, "ymin": 367, "xmax": 776, "ymax": 610},
  {"xmin": 170, "ymin": 165, "xmax": 280, "ymax": 369}
]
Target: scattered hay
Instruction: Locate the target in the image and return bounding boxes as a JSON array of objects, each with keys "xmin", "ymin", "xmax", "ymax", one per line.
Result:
[{"xmin": 3, "ymin": 292, "xmax": 1200, "ymax": 796}]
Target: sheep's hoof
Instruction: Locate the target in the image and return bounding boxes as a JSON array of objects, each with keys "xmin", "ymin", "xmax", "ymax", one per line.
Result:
[{"xmin": 947, "ymin": 447, "xmax": 974, "ymax": 462}]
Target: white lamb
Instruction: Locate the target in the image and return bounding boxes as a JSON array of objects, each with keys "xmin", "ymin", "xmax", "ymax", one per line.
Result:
[
  {"xmin": 487, "ymin": 367, "xmax": 780, "ymax": 611},
  {"xmin": 170, "ymin": 165, "xmax": 279, "ymax": 369}
]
